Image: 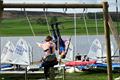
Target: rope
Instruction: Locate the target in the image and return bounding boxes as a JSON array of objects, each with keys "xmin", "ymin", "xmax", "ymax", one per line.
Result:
[
  {"xmin": 63, "ymin": 2, "xmax": 67, "ymax": 13},
  {"xmin": 43, "ymin": 8, "xmax": 51, "ymax": 36},
  {"xmin": 83, "ymin": 8, "xmax": 90, "ymax": 44},
  {"xmin": 63, "ymin": 8, "xmax": 67, "ymax": 13},
  {"xmin": 24, "ymin": 8, "xmax": 36, "ymax": 38}
]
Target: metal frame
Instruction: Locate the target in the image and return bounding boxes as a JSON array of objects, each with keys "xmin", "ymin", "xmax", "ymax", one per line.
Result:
[{"xmin": 0, "ymin": 1, "xmax": 112, "ymax": 80}]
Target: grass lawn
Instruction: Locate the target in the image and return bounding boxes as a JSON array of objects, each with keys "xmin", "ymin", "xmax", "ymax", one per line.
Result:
[
  {"xmin": 0, "ymin": 17, "xmax": 113, "ymax": 36},
  {"xmin": 2, "ymin": 71, "xmax": 120, "ymax": 80},
  {"xmin": 30, "ymin": 71, "xmax": 119, "ymax": 80},
  {"xmin": 64, "ymin": 71, "xmax": 119, "ymax": 80},
  {"xmin": 0, "ymin": 17, "xmax": 120, "ymax": 80}
]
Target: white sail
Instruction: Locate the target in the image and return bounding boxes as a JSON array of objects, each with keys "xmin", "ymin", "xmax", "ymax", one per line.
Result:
[
  {"xmin": 12, "ymin": 38, "xmax": 30, "ymax": 65},
  {"xmin": 1, "ymin": 41, "xmax": 15, "ymax": 64},
  {"xmin": 98, "ymin": 41, "xmax": 114, "ymax": 58},
  {"xmin": 63, "ymin": 40, "xmax": 74, "ymax": 62},
  {"xmin": 87, "ymin": 38, "xmax": 102, "ymax": 60}
]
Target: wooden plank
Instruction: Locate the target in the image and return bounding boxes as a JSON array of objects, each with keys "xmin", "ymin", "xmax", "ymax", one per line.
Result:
[
  {"xmin": 1, "ymin": 3, "xmax": 103, "ymax": 8},
  {"xmin": 0, "ymin": 0, "xmax": 3, "ymax": 23}
]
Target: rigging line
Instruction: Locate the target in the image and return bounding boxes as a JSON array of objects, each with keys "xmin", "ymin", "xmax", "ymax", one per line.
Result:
[
  {"xmin": 43, "ymin": 8, "xmax": 51, "ymax": 36},
  {"xmin": 63, "ymin": 2, "xmax": 67, "ymax": 14},
  {"xmin": 83, "ymin": 8, "xmax": 90, "ymax": 45},
  {"xmin": 95, "ymin": 12, "xmax": 99, "ymax": 36},
  {"xmin": 24, "ymin": 8, "xmax": 36, "ymax": 38}
]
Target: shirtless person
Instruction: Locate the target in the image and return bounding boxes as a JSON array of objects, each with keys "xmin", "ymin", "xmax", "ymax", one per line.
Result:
[{"xmin": 37, "ymin": 36, "xmax": 58, "ymax": 79}]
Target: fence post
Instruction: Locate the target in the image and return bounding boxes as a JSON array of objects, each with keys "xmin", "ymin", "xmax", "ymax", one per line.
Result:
[{"xmin": 0, "ymin": 0, "xmax": 3, "ymax": 23}]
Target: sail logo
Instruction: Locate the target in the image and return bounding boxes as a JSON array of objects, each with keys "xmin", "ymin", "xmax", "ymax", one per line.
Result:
[{"xmin": 15, "ymin": 45, "xmax": 27, "ymax": 56}]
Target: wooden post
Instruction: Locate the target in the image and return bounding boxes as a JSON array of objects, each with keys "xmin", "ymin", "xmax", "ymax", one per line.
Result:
[
  {"xmin": 103, "ymin": 2, "xmax": 112, "ymax": 80},
  {"xmin": 0, "ymin": 0, "xmax": 3, "ymax": 22}
]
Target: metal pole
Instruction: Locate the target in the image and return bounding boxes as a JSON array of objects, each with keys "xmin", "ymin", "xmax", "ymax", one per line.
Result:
[
  {"xmin": 25, "ymin": 67, "xmax": 28, "ymax": 80},
  {"xmin": 1, "ymin": 3, "xmax": 103, "ymax": 8},
  {"xmin": 74, "ymin": 12, "xmax": 77, "ymax": 61},
  {"xmin": 103, "ymin": 2, "xmax": 112, "ymax": 80}
]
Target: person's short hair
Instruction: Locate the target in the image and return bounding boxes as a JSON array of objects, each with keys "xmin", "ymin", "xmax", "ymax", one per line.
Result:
[{"xmin": 45, "ymin": 36, "xmax": 53, "ymax": 42}]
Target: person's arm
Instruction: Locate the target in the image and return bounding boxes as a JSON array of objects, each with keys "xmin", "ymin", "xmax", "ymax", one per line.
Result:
[{"xmin": 36, "ymin": 42, "xmax": 42, "ymax": 47}]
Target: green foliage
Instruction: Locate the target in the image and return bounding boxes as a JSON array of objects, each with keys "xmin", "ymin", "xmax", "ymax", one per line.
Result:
[
  {"xmin": 36, "ymin": 17, "xmax": 47, "ymax": 25},
  {"xmin": 0, "ymin": 17, "xmax": 119, "ymax": 36},
  {"xmin": 63, "ymin": 72, "xmax": 119, "ymax": 80},
  {"xmin": 50, "ymin": 16, "xmax": 58, "ymax": 24},
  {"xmin": 87, "ymin": 12, "xmax": 103, "ymax": 19}
]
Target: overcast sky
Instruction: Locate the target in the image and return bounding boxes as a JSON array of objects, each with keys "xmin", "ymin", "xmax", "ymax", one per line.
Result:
[{"xmin": 3, "ymin": 0, "xmax": 120, "ymax": 13}]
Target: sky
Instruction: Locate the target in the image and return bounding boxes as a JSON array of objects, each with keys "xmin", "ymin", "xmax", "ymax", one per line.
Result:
[{"xmin": 3, "ymin": 0, "xmax": 120, "ymax": 13}]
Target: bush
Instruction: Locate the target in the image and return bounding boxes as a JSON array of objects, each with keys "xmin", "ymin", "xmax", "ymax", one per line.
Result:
[
  {"xmin": 36, "ymin": 18, "xmax": 47, "ymax": 25},
  {"xmin": 50, "ymin": 16, "xmax": 58, "ymax": 24}
]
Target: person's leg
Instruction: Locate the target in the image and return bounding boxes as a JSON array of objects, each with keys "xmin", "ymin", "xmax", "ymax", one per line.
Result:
[
  {"xmin": 44, "ymin": 66, "xmax": 49, "ymax": 79},
  {"xmin": 51, "ymin": 24, "xmax": 58, "ymax": 50},
  {"xmin": 42, "ymin": 61, "xmax": 50, "ymax": 79},
  {"xmin": 55, "ymin": 23, "xmax": 65, "ymax": 47},
  {"xmin": 51, "ymin": 24, "xmax": 57, "ymax": 40},
  {"xmin": 55, "ymin": 23, "xmax": 66, "ymax": 59},
  {"xmin": 55, "ymin": 23, "xmax": 61, "ymax": 38}
]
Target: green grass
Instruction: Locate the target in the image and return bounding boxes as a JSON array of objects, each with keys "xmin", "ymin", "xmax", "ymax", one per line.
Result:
[
  {"xmin": 3, "ymin": 71, "xmax": 119, "ymax": 80},
  {"xmin": 0, "ymin": 17, "xmax": 119, "ymax": 36},
  {"xmin": 64, "ymin": 71, "xmax": 119, "ymax": 80}
]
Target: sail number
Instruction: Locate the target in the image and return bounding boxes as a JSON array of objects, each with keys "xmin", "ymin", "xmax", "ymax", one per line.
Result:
[{"xmin": 15, "ymin": 45, "xmax": 27, "ymax": 55}]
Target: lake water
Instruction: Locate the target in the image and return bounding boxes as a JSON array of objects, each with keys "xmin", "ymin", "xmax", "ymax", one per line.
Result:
[{"xmin": 0, "ymin": 35, "xmax": 118, "ymax": 61}]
